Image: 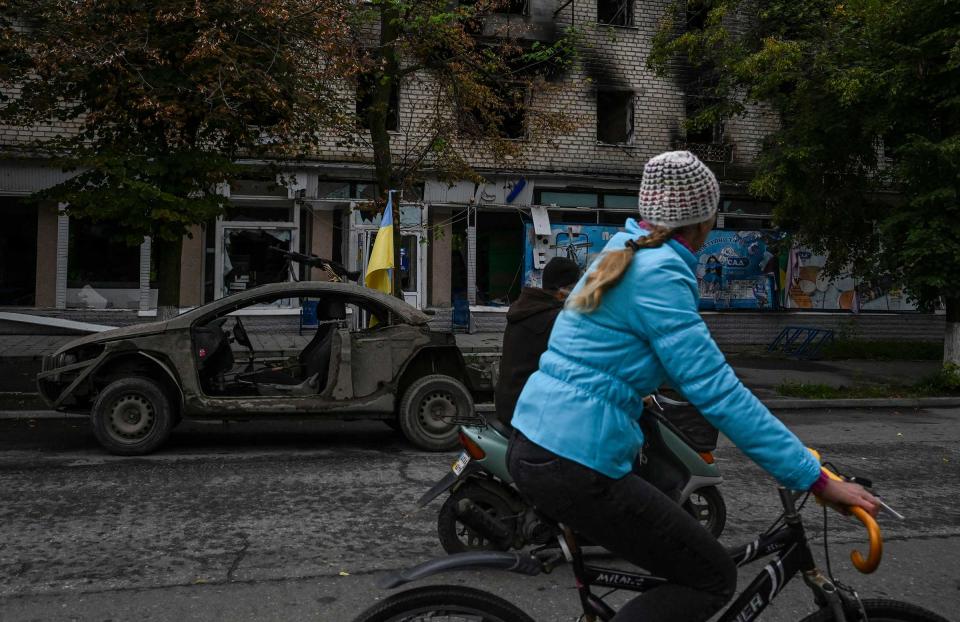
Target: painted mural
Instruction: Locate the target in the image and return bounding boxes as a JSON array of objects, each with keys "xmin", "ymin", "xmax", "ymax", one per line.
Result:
[
  {"xmin": 522, "ymin": 223, "xmax": 919, "ymax": 312},
  {"xmin": 784, "ymin": 247, "xmax": 918, "ymax": 312}
]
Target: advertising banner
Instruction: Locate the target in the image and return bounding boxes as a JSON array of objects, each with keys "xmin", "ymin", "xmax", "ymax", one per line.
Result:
[
  {"xmin": 522, "ymin": 223, "xmax": 623, "ymax": 288},
  {"xmin": 695, "ymin": 230, "xmax": 782, "ymax": 310},
  {"xmin": 522, "ymin": 223, "xmax": 917, "ymax": 312},
  {"xmin": 523, "ymin": 224, "xmax": 779, "ymax": 310}
]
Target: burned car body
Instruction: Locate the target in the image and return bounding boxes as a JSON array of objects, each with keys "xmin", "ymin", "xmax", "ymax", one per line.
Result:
[{"xmin": 38, "ymin": 282, "xmax": 480, "ymax": 455}]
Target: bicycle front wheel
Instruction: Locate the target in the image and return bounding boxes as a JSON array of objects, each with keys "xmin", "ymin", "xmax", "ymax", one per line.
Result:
[
  {"xmin": 800, "ymin": 598, "xmax": 951, "ymax": 622},
  {"xmin": 353, "ymin": 585, "xmax": 536, "ymax": 622}
]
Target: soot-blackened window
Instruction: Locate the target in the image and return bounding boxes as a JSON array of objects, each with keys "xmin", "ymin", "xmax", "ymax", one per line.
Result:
[
  {"xmin": 597, "ymin": 90, "xmax": 634, "ymax": 144},
  {"xmin": 598, "ymin": 0, "xmax": 634, "ymax": 26}
]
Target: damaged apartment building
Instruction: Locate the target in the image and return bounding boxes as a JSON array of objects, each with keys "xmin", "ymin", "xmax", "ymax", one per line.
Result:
[{"xmin": 0, "ymin": 0, "xmax": 780, "ymax": 328}]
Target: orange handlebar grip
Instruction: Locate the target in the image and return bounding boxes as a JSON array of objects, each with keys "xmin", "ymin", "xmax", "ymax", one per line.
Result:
[
  {"xmin": 807, "ymin": 448, "xmax": 882, "ymax": 574},
  {"xmin": 848, "ymin": 506, "xmax": 882, "ymax": 574}
]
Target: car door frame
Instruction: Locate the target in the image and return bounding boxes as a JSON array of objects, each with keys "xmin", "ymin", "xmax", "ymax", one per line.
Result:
[{"xmin": 181, "ymin": 288, "xmax": 401, "ymax": 418}]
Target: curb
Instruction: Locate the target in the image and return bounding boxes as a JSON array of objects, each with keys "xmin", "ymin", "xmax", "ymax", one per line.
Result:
[
  {"xmin": 0, "ymin": 410, "xmax": 86, "ymax": 420},
  {"xmin": 3, "ymin": 396, "xmax": 959, "ymax": 419},
  {"xmin": 762, "ymin": 397, "xmax": 960, "ymax": 409}
]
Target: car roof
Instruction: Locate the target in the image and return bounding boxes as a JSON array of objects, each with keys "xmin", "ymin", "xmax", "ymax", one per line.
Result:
[{"xmin": 169, "ymin": 281, "xmax": 430, "ymax": 327}]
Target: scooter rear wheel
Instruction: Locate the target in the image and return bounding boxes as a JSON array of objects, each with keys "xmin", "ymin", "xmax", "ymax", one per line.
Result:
[
  {"xmin": 683, "ymin": 485, "xmax": 726, "ymax": 538},
  {"xmin": 438, "ymin": 483, "xmax": 517, "ymax": 554}
]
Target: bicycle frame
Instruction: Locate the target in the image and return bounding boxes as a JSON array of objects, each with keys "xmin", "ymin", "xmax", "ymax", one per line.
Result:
[
  {"xmin": 382, "ymin": 449, "xmax": 888, "ymax": 620},
  {"xmin": 566, "ymin": 488, "xmax": 851, "ymax": 622}
]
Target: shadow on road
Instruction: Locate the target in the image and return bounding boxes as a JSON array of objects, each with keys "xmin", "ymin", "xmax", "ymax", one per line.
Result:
[{"xmin": 0, "ymin": 417, "xmax": 415, "ymax": 455}]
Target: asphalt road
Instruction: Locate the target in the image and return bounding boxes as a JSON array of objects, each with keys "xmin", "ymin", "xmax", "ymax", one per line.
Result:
[{"xmin": 1, "ymin": 408, "xmax": 958, "ymax": 621}]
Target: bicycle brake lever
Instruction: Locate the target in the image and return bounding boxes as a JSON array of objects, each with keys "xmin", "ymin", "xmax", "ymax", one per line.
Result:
[{"xmin": 876, "ymin": 498, "xmax": 905, "ymax": 520}]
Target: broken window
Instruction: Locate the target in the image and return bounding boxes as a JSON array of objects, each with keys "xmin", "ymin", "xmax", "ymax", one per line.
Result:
[
  {"xmin": 597, "ymin": 90, "xmax": 635, "ymax": 144},
  {"xmin": 684, "ymin": 95, "xmax": 724, "ymax": 144},
  {"xmin": 356, "ymin": 72, "xmax": 400, "ymax": 132},
  {"xmin": 460, "ymin": 83, "xmax": 528, "ymax": 140},
  {"xmin": 597, "ymin": 0, "xmax": 634, "ymax": 26}
]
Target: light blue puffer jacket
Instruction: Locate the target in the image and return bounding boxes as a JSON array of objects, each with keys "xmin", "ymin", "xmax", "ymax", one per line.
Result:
[{"xmin": 512, "ymin": 218, "xmax": 821, "ymax": 491}]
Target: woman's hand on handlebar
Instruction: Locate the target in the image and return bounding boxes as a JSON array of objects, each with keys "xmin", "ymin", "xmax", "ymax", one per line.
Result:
[{"xmin": 818, "ymin": 478, "xmax": 881, "ymax": 517}]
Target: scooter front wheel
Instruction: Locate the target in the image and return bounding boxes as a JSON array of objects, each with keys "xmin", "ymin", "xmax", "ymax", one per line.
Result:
[{"xmin": 683, "ymin": 485, "xmax": 726, "ymax": 538}]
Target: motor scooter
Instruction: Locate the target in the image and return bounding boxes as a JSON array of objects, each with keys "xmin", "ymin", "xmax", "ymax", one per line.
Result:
[{"xmin": 418, "ymin": 395, "xmax": 726, "ymax": 553}]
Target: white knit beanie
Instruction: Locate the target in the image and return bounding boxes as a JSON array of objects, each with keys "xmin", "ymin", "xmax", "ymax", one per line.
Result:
[{"xmin": 638, "ymin": 151, "xmax": 720, "ymax": 228}]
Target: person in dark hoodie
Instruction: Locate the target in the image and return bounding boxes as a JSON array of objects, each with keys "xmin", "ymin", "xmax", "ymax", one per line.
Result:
[{"xmin": 495, "ymin": 257, "xmax": 581, "ymax": 428}]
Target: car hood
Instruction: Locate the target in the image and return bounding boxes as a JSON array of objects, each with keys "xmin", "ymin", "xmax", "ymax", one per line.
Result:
[{"xmin": 52, "ymin": 321, "xmax": 170, "ymax": 356}]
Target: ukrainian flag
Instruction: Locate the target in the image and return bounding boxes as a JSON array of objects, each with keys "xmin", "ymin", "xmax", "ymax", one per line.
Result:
[{"xmin": 365, "ymin": 190, "xmax": 395, "ymax": 295}]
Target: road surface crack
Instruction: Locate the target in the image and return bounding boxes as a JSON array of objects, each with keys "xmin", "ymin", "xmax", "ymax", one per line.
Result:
[{"xmin": 226, "ymin": 535, "xmax": 250, "ymax": 582}]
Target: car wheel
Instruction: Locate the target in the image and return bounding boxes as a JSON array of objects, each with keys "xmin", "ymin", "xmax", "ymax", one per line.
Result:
[
  {"xmin": 91, "ymin": 377, "xmax": 175, "ymax": 455},
  {"xmin": 399, "ymin": 374, "xmax": 473, "ymax": 451}
]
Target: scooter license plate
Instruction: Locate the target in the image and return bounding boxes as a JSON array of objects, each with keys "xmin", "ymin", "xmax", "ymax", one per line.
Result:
[{"xmin": 452, "ymin": 452, "xmax": 471, "ymax": 476}]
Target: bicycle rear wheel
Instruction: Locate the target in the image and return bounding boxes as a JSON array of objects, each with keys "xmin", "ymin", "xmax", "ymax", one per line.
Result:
[
  {"xmin": 799, "ymin": 598, "xmax": 950, "ymax": 622},
  {"xmin": 353, "ymin": 585, "xmax": 535, "ymax": 622}
]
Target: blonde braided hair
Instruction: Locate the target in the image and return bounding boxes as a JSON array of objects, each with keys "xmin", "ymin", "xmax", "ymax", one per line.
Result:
[{"xmin": 568, "ymin": 226, "xmax": 675, "ymax": 312}]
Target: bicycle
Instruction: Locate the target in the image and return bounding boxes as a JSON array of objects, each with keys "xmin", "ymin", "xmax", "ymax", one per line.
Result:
[{"xmin": 354, "ymin": 451, "xmax": 949, "ymax": 622}]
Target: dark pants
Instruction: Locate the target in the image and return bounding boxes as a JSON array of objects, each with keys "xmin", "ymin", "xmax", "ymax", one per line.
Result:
[{"xmin": 507, "ymin": 432, "xmax": 737, "ymax": 622}]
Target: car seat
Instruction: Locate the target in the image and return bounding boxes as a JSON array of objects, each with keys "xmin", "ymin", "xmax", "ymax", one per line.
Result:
[{"xmin": 254, "ymin": 299, "xmax": 347, "ymax": 397}]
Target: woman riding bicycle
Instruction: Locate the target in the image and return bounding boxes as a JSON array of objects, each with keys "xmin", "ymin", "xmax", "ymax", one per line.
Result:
[{"xmin": 506, "ymin": 151, "xmax": 879, "ymax": 622}]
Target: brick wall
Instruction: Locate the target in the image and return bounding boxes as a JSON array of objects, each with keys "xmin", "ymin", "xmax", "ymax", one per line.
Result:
[
  {"xmin": 427, "ymin": 308, "xmax": 946, "ymax": 347},
  {"xmin": 2, "ymin": 1, "xmax": 775, "ymax": 187}
]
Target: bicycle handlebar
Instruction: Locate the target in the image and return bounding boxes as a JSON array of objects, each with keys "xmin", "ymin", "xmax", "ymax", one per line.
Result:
[{"xmin": 808, "ymin": 448, "xmax": 882, "ymax": 574}]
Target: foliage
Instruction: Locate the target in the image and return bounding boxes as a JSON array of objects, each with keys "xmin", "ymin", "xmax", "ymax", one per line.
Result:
[
  {"xmin": 819, "ymin": 340, "xmax": 942, "ymax": 361},
  {"xmin": 649, "ymin": 0, "xmax": 960, "ymax": 315},
  {"xmin": 339, "ymin": 0, "xmax": 580, "ymax": 200},
  {"xmin": 0, "ymin": 0, "xmax": 355, "ymax": 304},
  {"xmin": 916, "ymin": 363, "xmax": 960, "ymax": 393},
  {"xmin": 777, "ymin": 376, "xmax": 960, "ymax": 399},
  {"xmin": 1, "ymin": 0, "xmax": 580, "ymax": 301}
]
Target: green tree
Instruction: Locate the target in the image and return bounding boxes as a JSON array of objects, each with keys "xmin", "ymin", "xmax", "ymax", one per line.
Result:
[
  {"xmin": 650, "ymin": 0, "xmax": 960, "ymax": 364},
  {"xmin": 340, "ymin": 0, "xmax": 578, "ymax": 294},
  {"xmin": 0, "ymin": 0, "xmax": 353, "ymax": 314}
]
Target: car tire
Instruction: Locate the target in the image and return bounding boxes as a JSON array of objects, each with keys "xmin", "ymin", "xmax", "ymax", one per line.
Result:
[
  {"xmin": 399, "ymin": 374, "xmax": 473, "ymax": 451},
  {"xmin": 91, "ymin": 377, "xmax": 175, "ymax": 455}
]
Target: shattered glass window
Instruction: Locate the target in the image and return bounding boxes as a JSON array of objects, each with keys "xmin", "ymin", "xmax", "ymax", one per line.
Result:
[
  {"xmin": 597, "ymin": 0, "xmax": 634, "ymax": 26},
  {"xmin": 222, "ymin": 228, "xmax": 293, "ymax": 299}
]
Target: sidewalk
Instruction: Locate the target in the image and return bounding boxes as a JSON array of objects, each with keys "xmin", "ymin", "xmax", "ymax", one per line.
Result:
[{"xmin": 0, "ymin": 332, "xmax": 954, "ymax": 409}]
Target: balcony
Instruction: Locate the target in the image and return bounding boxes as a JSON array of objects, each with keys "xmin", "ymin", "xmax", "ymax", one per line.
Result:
[{"xmin": 672, "ymin": 140, "xmax": 734, "ymax": 164}]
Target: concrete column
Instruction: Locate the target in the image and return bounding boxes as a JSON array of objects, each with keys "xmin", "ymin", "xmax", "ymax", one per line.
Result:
[
  {"xmin": 310, "ymin": 210, "xmax": 334, "ymax": 281},
  {"xmin": 34, "ymin": 203, "xmax": 58, "ymax": 307},
  {"xmin": 429, "ymin": 206, "xmax": 452, "ymax": 307},
  {"xmin": 179, "ymin": 225, "xmax": 204, "ymax": 307},
  {"xmin": 55, "ymin": 208, "xmax": 68, "ymax": 309},
  {"xmin": 467, "ymin": 211, "xmax": 477, "ymax": 305},
  {"xmin": 139, "ymin": 237, "xmax": 152, "ymax": 312}
]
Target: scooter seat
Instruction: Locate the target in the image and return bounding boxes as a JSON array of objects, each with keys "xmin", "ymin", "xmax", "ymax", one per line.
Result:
[{"xmin": 486, "ymin": 416, "xmax": 512, "ymax": 438}]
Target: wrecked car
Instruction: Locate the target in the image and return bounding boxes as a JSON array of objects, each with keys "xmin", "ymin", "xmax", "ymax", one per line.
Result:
[{"xmin": 37, "ymin": 282, "xmax": 481, "ymax": 455}]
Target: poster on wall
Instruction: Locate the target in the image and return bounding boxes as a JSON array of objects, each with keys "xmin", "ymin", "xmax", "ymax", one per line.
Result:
[
  {"xmin": 695, "ymin": 230, "xmax": 782, "ymax": 310},
  {"xmin": 522, "ymin": 223, "xmax": 918, "ymax": 312},
  {"xmin": 523, "ymin": 224, "xmax": 780, "ymax": 310},
  {"xmin": 784, "ymin": 248, "xmax": 918, "ymax": 312},
  {"xmin": 522, "ymin": 223, "xmax": 623, "ymax": 288}
]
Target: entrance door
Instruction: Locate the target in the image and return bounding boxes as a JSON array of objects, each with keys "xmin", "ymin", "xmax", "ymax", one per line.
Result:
[
  {"xmin": 0, "ymin": 198, "xmax": 37, "ymax": 306},
  {"xmin": 357, "ymin": 230, "xmax": 426, "ymax": 309}
]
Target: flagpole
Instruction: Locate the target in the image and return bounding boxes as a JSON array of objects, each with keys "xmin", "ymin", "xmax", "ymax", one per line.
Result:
[{"xmin": 390, "ymin": 189, "xmax": 402, "ymax": 299}]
